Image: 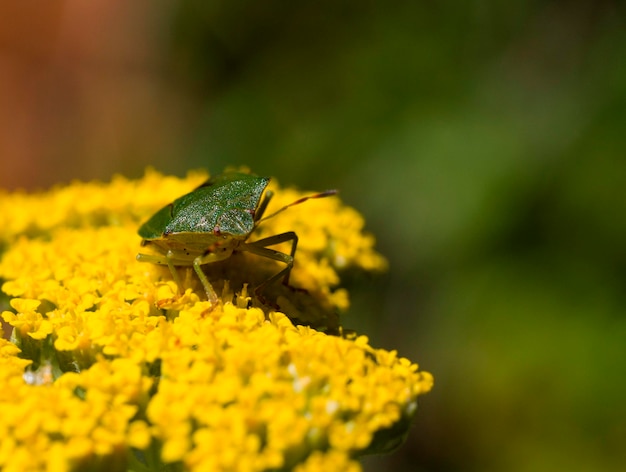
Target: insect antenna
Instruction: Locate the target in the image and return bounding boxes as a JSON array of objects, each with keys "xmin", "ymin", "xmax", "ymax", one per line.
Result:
[{"xmin": 257, "ymin": 189, "xmax": 338, "ymax": 224}]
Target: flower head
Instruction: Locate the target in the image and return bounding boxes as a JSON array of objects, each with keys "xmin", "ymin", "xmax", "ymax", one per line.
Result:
[{"xmin": 0, "ymin": 169, "xmax": 432, "ymax": 471}]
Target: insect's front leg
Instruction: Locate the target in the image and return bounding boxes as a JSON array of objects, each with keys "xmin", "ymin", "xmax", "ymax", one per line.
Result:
[
  {"xmin": 165, "ymin": 250, "xmax": 185, "ymax": 294},
  {"xmin": 136, "ymin": 250, "xmax": 184, "ymax": 294},
  {"xmin": 242, "ymin": 231, "xmax": 298, "ymax": 288},
  {"xmin": 193, "ymin": 246, "xmax": 235, "ymax": 304},
  {"xmin": 192, "ymin": 258, "xmax": 218, "ymax": 304}
]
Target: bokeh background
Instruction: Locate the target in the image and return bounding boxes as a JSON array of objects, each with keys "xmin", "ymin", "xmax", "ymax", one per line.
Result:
[{"xmin": 2, "ymin": 1, "xmax": 626, "ymax": 471}]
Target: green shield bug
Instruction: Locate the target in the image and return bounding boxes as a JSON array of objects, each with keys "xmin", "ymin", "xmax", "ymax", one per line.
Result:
[{"xmin": 137, "ymin": 171, "xmax": 337, "ymax": 305}]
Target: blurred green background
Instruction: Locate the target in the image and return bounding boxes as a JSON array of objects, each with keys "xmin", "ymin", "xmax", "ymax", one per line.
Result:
[{"xmin": 2, "ymin": 1, "xmax": 626, "ymax": 471}]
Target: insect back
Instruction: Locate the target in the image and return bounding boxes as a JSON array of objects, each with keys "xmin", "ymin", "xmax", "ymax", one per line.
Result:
[{"xmin": 138, "ymin": 172, "xmax": 269, "ymax": 240}]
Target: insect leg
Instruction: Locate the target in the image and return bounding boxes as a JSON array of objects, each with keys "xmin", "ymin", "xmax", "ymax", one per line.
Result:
[
  {"xmin": 137, "ymin": 251, "xmax": 184, "ymax": 293},
  {"xmin": 242, "ymin": 231, "xmax": 298, "ymax": 287},
  {"xmin": 193, "ymin": 247, "xmax": 235, "ymax": 304},
  {"xmin": 192, "ymin": 259, "xmax": 218, "ymax": 304},
  {"xmin": 165, "ymin": 250, "xmax": 185, "ymax": 293}
]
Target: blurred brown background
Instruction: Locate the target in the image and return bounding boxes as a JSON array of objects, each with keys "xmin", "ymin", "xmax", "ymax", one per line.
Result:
[{"xmin": 2, "ymin": 1, "xmax": 626, "ymax": 471}]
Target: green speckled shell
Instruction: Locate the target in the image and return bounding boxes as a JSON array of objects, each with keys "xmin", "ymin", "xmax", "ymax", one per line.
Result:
[{"xmin": 138, "ymin": 172, "xmax": 269, "ymax": 240}]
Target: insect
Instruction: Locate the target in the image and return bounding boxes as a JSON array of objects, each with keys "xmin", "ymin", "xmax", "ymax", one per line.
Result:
[{"xmin": 137, "ymin": 171, "xmax": 337, "ymax": 304}]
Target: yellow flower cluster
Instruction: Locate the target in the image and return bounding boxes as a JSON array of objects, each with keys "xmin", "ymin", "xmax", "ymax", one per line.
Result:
[{"xmin": 0, "ymin": 170, "xmax": 432, "ymax": 471}]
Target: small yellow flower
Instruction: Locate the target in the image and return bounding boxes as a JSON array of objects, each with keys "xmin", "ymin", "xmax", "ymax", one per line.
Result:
[
  {"xmin": 126, "ymin": 420, "xmax": 152, "ymax": 450},
  {"xmin": 0, "ymin": 170, "xmax": 432, "ymax": 471},
  {"xmin": 2, "ymin": 298, "xmax": 53, "ymax": 340}
]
